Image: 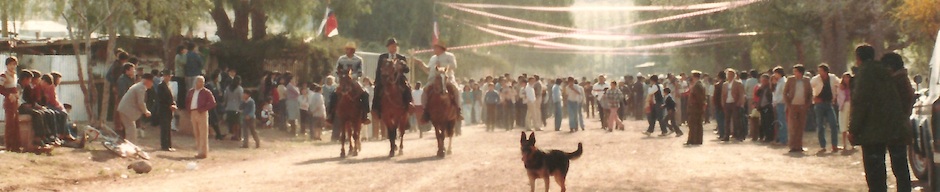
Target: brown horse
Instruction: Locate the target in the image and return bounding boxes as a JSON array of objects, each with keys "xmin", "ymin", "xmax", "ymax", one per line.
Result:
[
  {"xmin": 424, "ymin": 69, "xmax": 458, "ymax": 157},
  {"xmin": 378, "ymin": 60, "xmax": 410, "ymax": 157},
  {"xmin": 335, "ymin": 69, "xmax": 364, "ymax": 158}
]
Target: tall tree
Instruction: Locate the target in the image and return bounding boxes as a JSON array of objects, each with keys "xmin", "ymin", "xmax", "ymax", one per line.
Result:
[{"xmin": 55, "ymin": 0, "xmax": 129, "ymax": 125}]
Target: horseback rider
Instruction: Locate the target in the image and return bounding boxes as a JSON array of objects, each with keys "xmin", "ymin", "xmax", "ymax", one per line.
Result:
[
  {"xmin": 416, "ymin": 42, "xmax": 462, "ymax": 121},
  {"xmin": 328, "ymin": 42, "xmax": 371, "ymax": 124},
  {"xmin": 372, "ymin": 38, "xmax": 414, "ymax": 117}
]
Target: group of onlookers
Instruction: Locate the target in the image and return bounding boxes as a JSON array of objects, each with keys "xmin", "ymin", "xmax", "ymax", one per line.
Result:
[{"xmin": 2, "ymin": 56, "xmax": 75, "ymax": 152}]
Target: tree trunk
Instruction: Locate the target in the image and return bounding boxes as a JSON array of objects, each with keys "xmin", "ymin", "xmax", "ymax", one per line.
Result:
[
  {"xmin": 819, "ymin": 12, "xmax": 850, "ymax": 73},
  {"xmin": 1, "ymin": 12, "xmax": 8, "ymax": 38},
  {"xmin": 101, "ymin": 19, "xmax": 117, "ymax": 123},
  {"xmin": 739, "ymin": 47, "xmax": 753, "ymax": 70},
  {"xmin": 791, "ymin": 38, "xmax": 805, "ymax": 65},
  {"xmin": 83, "ymin": 38, "xmax": 99, "ymax": 124},
  {"xmin": 866, "ymin": 0, "xmax": 886, "ymax": 60},
  {"xmin": 250, "ymin": 0, "xmax": 267, "ymax": 40},
  {"xmin": 65, "ymin": 35, "xmax": 96, "ymax": 125},
  {"xmin": 163, "ymin": 30, "xmax": 174, "ymax": 71},
  {"xmin": 232, "ymin": 0, "xmax": 250, "ymax": 41},
  {"xmin": 211, "ymin": 0, "xmax": 235, "ymax": 41}
]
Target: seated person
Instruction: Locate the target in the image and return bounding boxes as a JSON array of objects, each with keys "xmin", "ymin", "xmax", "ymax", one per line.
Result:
[
  {"xmin": 18, "ymin": 70, "xmax": 58, "ymax": 146},
  {"xmin": 41, "ymin": 73, "xmax": 74, "ymax": 140}
]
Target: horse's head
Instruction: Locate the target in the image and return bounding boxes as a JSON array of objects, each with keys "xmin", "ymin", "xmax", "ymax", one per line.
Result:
[
  {"xmin": 381, "ymin": 60, "xmax": 401, "ymax": 85},
  {"xmin": 337, "ymin": 68, "xmax": 353, "ymax": 82}
]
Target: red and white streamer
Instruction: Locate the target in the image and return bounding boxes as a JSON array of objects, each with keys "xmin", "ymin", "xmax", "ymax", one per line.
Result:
[
  {"xmin": 416, "ymin": 0, "xmax": 764, "ymax": 54},
  {"xmin": 446, "ymin": 4, "xmax": 599, "ymax": 32},
  {"xmin": 486, "ymin": 24, "xmax": 756, "ymax": 41},
  {"xmin": 607, "ymin": 0, "xmax": 763, "ymax": 29},
  {"xmin": 443, "ymin": 1, "xmax": 740, "ymax": 12}
]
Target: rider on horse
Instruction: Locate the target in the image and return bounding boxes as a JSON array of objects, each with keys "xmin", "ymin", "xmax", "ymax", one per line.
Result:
[
  {"xmin": 417, "ymin": 42, "xmax": 462, "ymax": 121},
  {"xmin": 372, "ymin": 38, "xmax": 414, "ymax": 117},
  {"xmin": 328, "ymin": 42, "xmax": 371, "ymax": 124}
]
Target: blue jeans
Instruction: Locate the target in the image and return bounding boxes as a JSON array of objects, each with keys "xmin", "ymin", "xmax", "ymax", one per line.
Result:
[
  {"xmin": 578, "ymin": 102, "xmax": 585, "ymax": 129},
  {"xmin": 565, "ymin": 101, "xmax": 581, "ymax": 130},
  {"xmin": 554, "ymin": 101, "xmax": 563, "ymax": 130},
  {"xmin": 715, "ymin": 108, "xmax": 725, "ymax": 137},
  {"xmin": 647, "ymin": 106, "xmax": 667, "ymax": 133},
  {"xmin": 775, "ymin": 103, "xmax": 788, "ymax": 143},
  {"xmin": 814, "ymin": 101, "xmax": 839, "ymax": 148}
]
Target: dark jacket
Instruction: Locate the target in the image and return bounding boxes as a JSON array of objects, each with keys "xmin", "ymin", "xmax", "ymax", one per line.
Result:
[
  {"xmin": 893, "ymin": 69, "xmax": 916, "ymax": 119},
  {"xmin": 712, "ymin": 81, "xmax": 724, "ymax": 111},
  {"xmin": 372, "ymin": 53, "xmax": 411, "ymax": 112},
  {"xmin": 688, "ymin": 81, "xmax": 707, "ymax": 113},
  {"xmin": 664, "ymin": 95, "xmax": 676, "ymax": 111},
  {"xmin": 117, "ymin": 74, "xmax": 134, "ymax": 100},
  {"xmin": 154, "ymin": 81, "xmax": 176, "ymax": 122},
  {"xmin": 850, "ymin": 61, "xmax": 910, "ymax": 145},
  {"xmin": 105, "ymin": 60, "xmax": 123, "ymax": 84},
  {"xmin": 185, "ymin": 52, "xmax": 203, "ymax": 77}
]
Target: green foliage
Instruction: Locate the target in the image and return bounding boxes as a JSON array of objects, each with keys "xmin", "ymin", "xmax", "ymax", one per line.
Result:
[
  {"xmin": 213, "ymin": 35, "xmax": 347, "ymax": 87},
  {"xmin": 132, "ymin": 0, "xmax": 211, "ymax": 37}
]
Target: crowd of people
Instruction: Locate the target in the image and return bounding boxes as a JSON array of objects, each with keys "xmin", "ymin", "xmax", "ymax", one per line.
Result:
[
  {"xmin": 0, "ymin": 37, "xmax": 915, "ymax": 190},
  {"xmin": 436, "ymin": 44, "xmax": 913, "ymax": 191},
  {"xmin": 1, "ymin": 56, "xmax": 78, "ymax": 153}
]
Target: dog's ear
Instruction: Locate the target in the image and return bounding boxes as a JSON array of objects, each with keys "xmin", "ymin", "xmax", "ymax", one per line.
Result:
[
  {"xmin": 528, "ymin": 132, "xmax": 536, "ymax": 144},
  {"xmin": 520, "ymin": 132, "xmax": 527, "ymax": 144}
]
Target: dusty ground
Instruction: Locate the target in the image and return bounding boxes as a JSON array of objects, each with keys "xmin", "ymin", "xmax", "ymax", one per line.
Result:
[{"xmin": 0, "ymin": 116, "xmax": 915, "ymax": 192}]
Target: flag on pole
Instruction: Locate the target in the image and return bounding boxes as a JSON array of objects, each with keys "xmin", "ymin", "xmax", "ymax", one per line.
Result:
[
  {"xmin": 317, "ymin": 8, "xmax": 339, "ymax": 38},
  {"xmin": 432, "ymin": 19, "xmax": 440, "ymax": 44}
]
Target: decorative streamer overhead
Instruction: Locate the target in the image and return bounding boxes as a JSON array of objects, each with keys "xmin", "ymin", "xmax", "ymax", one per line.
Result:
[
  {"xmin": 442, "ymin": 1, "xmax": 744, "ymax": 12},
  {"xmin": 486, "ymin": 24, "xmax": 756, "ymax": 41},
  {"xmin": 416, "ymin": 0, "xmax": 764, "ymax": 54},
  {"xmin": 445, "ymin": 4, "xmax": 596, "ymax": 32},
  {"xmin": 606, "ymin": 0, "xmax": 763, "ymax": 30}
]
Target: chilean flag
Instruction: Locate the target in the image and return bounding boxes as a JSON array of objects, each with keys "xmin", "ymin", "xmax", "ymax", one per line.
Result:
[
  {"xmin": 317, "ymin": 8, "xmax": 339, "ymax": 38},
  {"xmin": 432, "ymin": 19, "xmax": 440, "ymax": 44}
]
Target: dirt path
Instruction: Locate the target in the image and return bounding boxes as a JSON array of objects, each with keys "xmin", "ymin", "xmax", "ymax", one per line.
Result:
[{"xmin": 60, "ymin": 118, "xmax": 884, "ymax": 192}]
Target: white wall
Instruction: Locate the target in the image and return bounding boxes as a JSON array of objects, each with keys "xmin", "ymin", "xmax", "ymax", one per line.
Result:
[{"xmin": 0, "ymin": 55, "xmax": 91, "ymax": 121}]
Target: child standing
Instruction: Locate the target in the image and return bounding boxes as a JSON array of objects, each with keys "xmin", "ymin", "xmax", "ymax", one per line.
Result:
[
  {"xmin": 260, "ymin": 99, "xmax": 274, "ymax": 129},
  {"xmin": 604, "ymin": 82, "xmax": 624, "ymax": 132},
  {"xmin": 309, "ymin": 84, "xmax": 326, "ymax": 141},
  {"xmin": 241, "ymin": 91, "xmax": 260, "ymax": 148},
  {"xmin": 483, "ymin": 83, "xmax": 500, "ymax": 132},
  {"xmin": 664, "ymin": 88, "xmax": 683, "ymax": 137}
]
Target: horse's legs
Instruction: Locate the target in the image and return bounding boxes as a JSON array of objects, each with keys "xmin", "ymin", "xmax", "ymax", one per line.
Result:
[
  {"xmin": 447, "ymin": 128, "xmax": 454, "ymax": 155},
  {"xmin": 398, "ymin": 122, "xmax": 406, "ymax": 156},
  {"xmin": 387, "ymin": 122, "xmax": 397, "ymax": 157},
  {"xmin": 354, "ymin": 125, "xmax": 362, "ymax": 154},
  {"xmin": 435, "ymin": 125, "xmax": 445, "ymax": 157},
  {"xmin": 346, "ymin": 124, "xmax": 354, "ymax": 156},
  {"xmin": 447, "ymin": 122, "xmax": 454, "ymax": 155},
  {"xmin": 340, "ymin": 123, "xmax": 347, "ymax": 158}
]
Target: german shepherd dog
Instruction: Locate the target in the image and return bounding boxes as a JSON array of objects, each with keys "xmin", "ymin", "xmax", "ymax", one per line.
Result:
[{"xmin": 520, "ymin": 132, "xmax": 583, "ymax": 192}]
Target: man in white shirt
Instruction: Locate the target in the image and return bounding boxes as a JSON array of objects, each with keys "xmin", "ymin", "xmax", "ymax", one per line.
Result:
[
  {"xmin": 524, "ymin": 77, "xmax": 541, "ymax": 131},
  {"xmin": 771, "ymin": 67, "xmax": 789, "ymax": 144},
  {"xmin": 592, "ymin": 75, "xmax": 611, "ymax": 129},
  {"xmin": 412, "ymin": 82, "xmax": 425, "ymax": 126},
  {"xmin": 645, "ymin": 75, "xmax": 669, "ymax": 136},
  {"xmin": 416, "ymin": 43, "xmax": 461, "ymax": 121},
  {"xmin": 334, "ymin": 42, "xmax": 371, "ymax": 124},
  {"xmin": 809, "ymin": 64, "xmax": 841, "ymax": 152},
  {"xmin": 564, "ymin": 77, "xmax": 584, "ymax": 132}
]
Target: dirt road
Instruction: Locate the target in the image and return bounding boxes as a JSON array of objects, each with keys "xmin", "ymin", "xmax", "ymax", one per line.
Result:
[{"xmin": 50, "ymin": 118, "xmax": 891, "ymax": 191}]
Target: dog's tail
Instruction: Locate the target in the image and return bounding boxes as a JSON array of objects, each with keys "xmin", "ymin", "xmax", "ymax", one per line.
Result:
[{"xmin": 566, "ymin": 143, "xmax": 583, "ymax": 160}]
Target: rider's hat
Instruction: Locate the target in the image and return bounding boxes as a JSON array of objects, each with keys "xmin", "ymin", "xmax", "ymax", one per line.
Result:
[
  {"xmin": 433, "ymin": 41, "xmax": 447, "ymax": 51},
  {"xmin": 344, "ymin": 42, "xmax": 357, "ymax": 50}
]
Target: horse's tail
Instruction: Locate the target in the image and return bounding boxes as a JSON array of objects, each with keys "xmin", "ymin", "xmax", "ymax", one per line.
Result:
[{"xmin": 566, "ymin": 143, "xmax": 583, "ymax": 161}]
